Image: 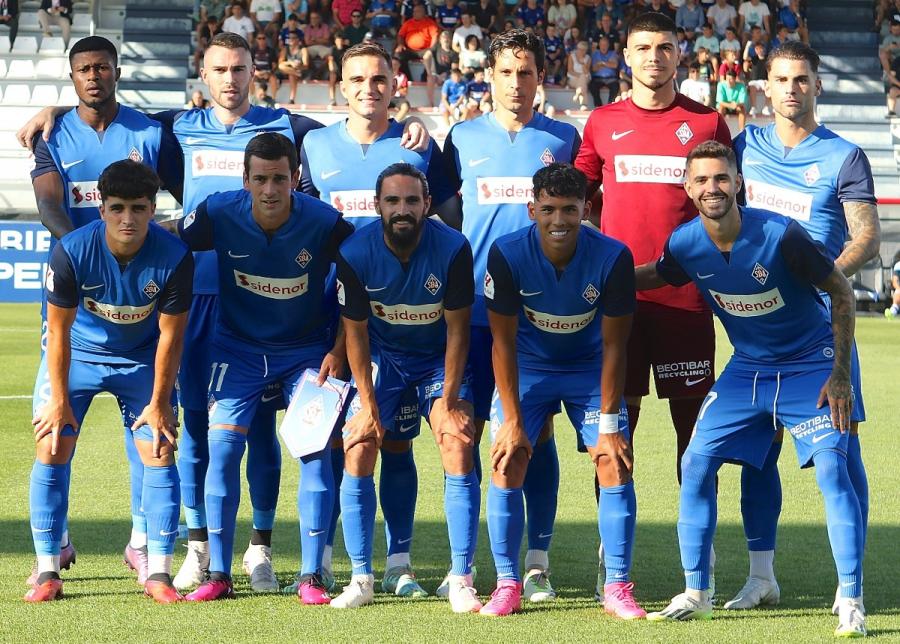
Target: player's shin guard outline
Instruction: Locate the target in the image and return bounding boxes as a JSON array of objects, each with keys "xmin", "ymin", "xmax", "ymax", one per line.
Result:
[
  {"xmin": 205, "ymin": 429, "xmax": 246, "ymax": 575},
  {"xmin": 846, "ymin": 434, "xmax": 869, "ymax": 546},
  {"xmin": 380, "ymin": 447, "xmax": 417, "ymax": 556},
  {"xmin": 598, "ymin": 481, "xmax": 637, "ymax": 584},
  {"xmin": 445, "ymin": 469, "xmax": 480, "ymax": 576},
  {"xmin": 524, "ymin": 437, "xmax": 559, "ymax": 554},
  {"xmin": 143, "ymin": 464, "xmax": 182, "ymax": 559},
  {"xmin": 740, "ymin": 439, "xmax": 782, "ymax": 552},
  {"xmin": 124, "ymin": 425, "xmax": 147, "ymax": 538},
  {"xmin": 340, "ymin": 472, "xmax": 376, "ymax": 576},
  {"xmin": 178, "ymin": 408, "xmax": 210, "ymax": 526},
  {"xmin": 487, "ymin": 481, "xmax": 524, "ymax": 581},
  {"xmin": 298, "ymin": 449, "xmax": 335, "ymax": 575},
  {"xmin": 678, "ymin": 451, "xmax": 723, "ymax": 591},
  {"xmin": 30, "ymin": 461, "xmax": 70, "ymax": 559},
  {"xmin": 247, "ymin": 410, "xmax": 281, "ymax": 531}
]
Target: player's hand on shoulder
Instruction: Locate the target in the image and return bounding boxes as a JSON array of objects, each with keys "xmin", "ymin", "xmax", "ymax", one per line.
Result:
[
  {"xmin": 594, "ymin": 432, "xmax": 634, "ymax": 477},
  {"xmin": 344, "ymin": 405, "xmax": 384, "ymax": 449},
  {"xmin": 32, "ymin": 398, "xmax": 79, "ymax": 456},
  {"xmin": 431, "ymin": 397, "xmax": 475, "ymax": 447},
  {"xmin": 817, "ymin": 372, "xmax": 853, "ymax": 434},
  {"xmin": 490, "ymin": 418, "xmax": 532, "ymax": 475},
  {"xmin": 132, "ymin": 401, "xmax": 180, "ymax": 458},
  {"xmin": 399, "ymin": 117, "xmax": 432, "ymax": 151},
  {"xmin": 16, "ymin": 106, "xmax": 62, "ymax": 151}
]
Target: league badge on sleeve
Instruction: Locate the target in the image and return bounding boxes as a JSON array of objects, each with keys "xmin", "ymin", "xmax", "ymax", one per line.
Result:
[
  {"xmin": 484, "ymin": 271, "xmax": 495, "ymax": 299},
  {"xmin": 279, "ymin": 369, "xmax": 351, "ymax": 459}
]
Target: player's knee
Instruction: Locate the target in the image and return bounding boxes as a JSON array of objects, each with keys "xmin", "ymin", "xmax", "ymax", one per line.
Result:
[
  {"xmin": 595, "ymin": 453, "xmax": 632, "ymax": 486},
  {"xmin": 35, "ymin": 435, "xmax": 76, "ymax": 465},
  {"xmin": 134, "ymin": 439, "xmax": 176, "ymax": 467},
  {"xmin": 492, "ymin": 449, "xmax": 529, "ymax": 486},
  {"xmin": 438, "ymin": 437, "xmax": 473, "ymax": 474},
  {"xmin": 344, "ymin": 439, "xmax": 378, "ymax": 475},
  {"xmin": 813, "ymin": 450, "xmax": 847, "ymax": 488}
]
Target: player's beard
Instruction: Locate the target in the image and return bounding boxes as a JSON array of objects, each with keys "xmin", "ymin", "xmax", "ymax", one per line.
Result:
[
  {"xmin": 698, "ymin": 191, "xmax": 734, "ymax": 219},
  {"xmin": 638, "ymin": 68, "xmax": 676, "ymax": 91},
  {"xmin": 383, "ymin": 214, "xmax": 422, "ymax": 251}
]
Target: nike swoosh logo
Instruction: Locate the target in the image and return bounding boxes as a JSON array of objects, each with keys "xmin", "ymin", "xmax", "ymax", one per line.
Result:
[
  {"xmin": 841, "ymin": 581, "xmax": 856, "ymax": 588},
  {"xmin": 812, "ymin": 431, "xmax": 835, "ymax": 444},
  {"xmin": 321, "ymin": 169, "xmax": 341, "ymax": 179},
  {"xmin": 398, "ymin": 423, "xmax": 417, "ymax": 433},
  {"xmin": 208, "ymin": 528, "xmax": 223, "ymax": 534},
  {"xmin": 261, "ymin": 393, "xmax": 280, "ymax": 403},
  {"xmin": 537, "ymin": 532, "xmax": 553, "ymax": 539},
  {"xmin": 468, "ymin": 157, "xmax": 491, "ymax": 167},
  {"xmin": 685, "ymin": 377, "xmax": 706, "ymax": 386},
  {"xmin": 611, "ymin": 130, "xmax": 634, "ymax": 141},
  {"xmin": 82, "ymin": 283, "xmax": 104, "ymax": 290},
  {"xmin": 352, "ymin": 562, "xmax": 368, "ymax": 569},
  {"xmin": 614, "ymin": 572, "xmax": 627, "ymax": 578},
  {"xmin": 365, "ymin": 285, "xmax": 388, "ymax": 292},
  {"xmin": 519, "ymin": 290, "xmax": 542, "ymax": 297},
  {"xmin": 31, "ymin": 526, "xmax": 53, "ymax": 533},
  {"xmin": 185, "ymin": 137, "xmax": 207, "ymax": 145},
  {"xmin": 228, "ymin": 251, "xmax": 250, "ymax": 259},
  {"xmin": 309, "ymin": 530, "xmax": 325, "ymax": 537},
  {"xmin": 697, "ymin": 273, "xmax": 714, "ymax": 279},
  {"xmin": 397, "ymin": 537, "xmax": 412, "ymax": 544},
  {"xmin": 61, "ymin": 159, "xmax": 83, "ymax": 169},
  {"xmin": 160, "ymin": 529, "xmax": 179, "ymax": 536}
]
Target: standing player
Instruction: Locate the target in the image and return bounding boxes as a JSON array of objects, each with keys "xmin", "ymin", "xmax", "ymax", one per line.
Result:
[
  {"xmin": 442, "ymin": 29, "xmax": 581, "ymax": 602},
  {"xmin": 333, "ymin": 163, "xmax": 481, "ymax": 612},
  {"xmin": 27, "ymin": 160, "xmax": 191, "ymax": 604},
  {"xmin": 299, "ymin": 41, "xmax": 458, "ymax": 598},
  {"xmin": 26, "ymin": 35, "xmax": 184, "ymax": 587},
  {"xmin": 727, "ymin": 40, "xmax": 881, "ymax": 611},
  {"xmin": 170, "ymin": 133, "xmax": 353, "ymax": 602},
  {"xmin": 574, "ymin": 12, "xmax": 730, "ymax": 598},
  {"xmin": 483, "ymin": 164, "xmax": 642, "ymax": 618},
  {"xmin": 641, "ymin": 142, "xmax": 866, "ymax": 639}
]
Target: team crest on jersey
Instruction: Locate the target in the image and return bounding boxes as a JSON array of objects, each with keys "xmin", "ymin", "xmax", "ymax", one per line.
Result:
[
  {"xmin": 751, "ymin": 263, "xmax": 769, "ymax": 285},
  {"xmin": 424, "ymin": 273, "xmax": 441, "ymax": 295},
  {"xmin": 675, "ymin": 122, "xmax": 694, "ymax": 145},
  {"xmin": 540, "ymin": 148, "xmax": 555, "ymax": 167},
  {"xmin": 183, "ymin": 210, "xmax": 196, "ymax": 229},
  {"xmin": 128, "ymin": 147, "xmax": 143, "ymax": 163},
  {"xmin": 582, "ymin": 283, "xmax": 600, "ymax": 304},
  {"xmin": 336, "ymin": 279, "xmax": 345, "ymax": 305},
  {"xmin": 45, "ymin": 267, "xmax": 55, "ymax": 292},
  {"xmin": 803, "ymin": 163, "xmax": 821, "ymax": 186},
  {"xmin": 484, "ymin": 271, "xmax": 495, "ymax": 299},
  {"xmin": 295, "ymin": 248, "xmax": 312, "ymax": 268},
  {"xmin": 143, "ymin": 279, "xmax": 160, "ymax": 299}
]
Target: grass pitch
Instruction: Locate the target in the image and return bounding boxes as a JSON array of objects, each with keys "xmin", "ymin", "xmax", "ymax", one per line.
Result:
[{"xmin": 0, "ymin": 303, "xmax": 898, "ymax": 643}]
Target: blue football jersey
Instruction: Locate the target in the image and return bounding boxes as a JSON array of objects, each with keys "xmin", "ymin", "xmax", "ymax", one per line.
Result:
[
  {"xmin": 443, "ymin": 111, "xmax": 580, "ymax": 325},
  {"xmin": 664, "ymin": 208, "xmax": 835, "ymax": 371},
  {"xmin": 337, "ymin": 218, "xmax": 474, "ymax": 363},
  {"xmin": 31, "ymin": 106, "xmax": 167, "ymax": 230},
  {"xmin": 299, "ymin": 119, "xmax": 454, "ymax": 230},
  {"xmin": 163, "ymin": 106, "xmax": 324, "ymax": 295},
  {"xmin": 47, "ymin": 220, "xmax": 191, "ymax": 365},
  {"xmin": 178, "ymin": 189, "xmax": 349, "ymax": 354},
  {"xmin": 486, "ymin": 224, "xmax": 635, "ymax": 372},
  {"xmin": 734, "ymin": 124, "xmax": 876, "ymax": 261}
]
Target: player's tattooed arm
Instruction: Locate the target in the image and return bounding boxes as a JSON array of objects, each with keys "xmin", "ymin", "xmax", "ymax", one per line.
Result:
[
  {"xmin": 815, "ymin": 268, "xmax": 856, "ymax": 433},
  {"xmin": 836, "ymin": 201, "xmax": 881, "ymax": 278},
  {"xmin": 33, "ymin": 172, "xmax": 74, "ymax": 239},
  {"xmin": 32, "ymin": 304, "xmax": 79, "ymax": 457},
  {"xmin": 17, "ymin": 106, "xmax": 71, "ymax": 151}
]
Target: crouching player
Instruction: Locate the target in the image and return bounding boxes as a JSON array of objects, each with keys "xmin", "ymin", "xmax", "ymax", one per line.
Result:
[
  {"xmin": 27, "ymin": 160, "xmax": 192, "ymax": 603},
  {"xmin": 483, "ymin": 164, "xmax": 643, "ymax": 618},
  {"xmin": 334, "ymin": 163, "xmax": 481, "ymax": 612},
  {"xmin": 640, "ymin": 142, "xmax": 865, "ymax": 638}
]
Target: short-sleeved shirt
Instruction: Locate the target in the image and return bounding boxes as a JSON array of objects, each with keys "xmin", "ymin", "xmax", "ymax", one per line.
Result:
[
  {"xmin": 591, "ymin": 50, "xmax": 619, "ymax": 79},
  {"xmin": 716, "ymin": 80, "xmax": 747, "ymax": 105},
  {"xmin": 738, "ymin": 0, "xmax": 769, "ymax": 30},
  {"xmin": 442, "ymin": 78, "xmax": 469, "ymax": 103},
  {"xmin": 516, "ymin": 3, "xmax": 545, "ymax": 26},
  {"xmin": 436, "ymin": 3, "xmax": 462, "ymax": 29},
  {"xmin": 707, "ymin": 2, "xmax": 736, "ymax": 35},
  {"xmin": 369, "ymin": 0, "xmax": 398, "ymax": 28},
  {"xmin": 398, "ymin": 16, "xmax": 440, "ymax": 50},
  {"xmin": 694, "ymin": 34, "xmax": 720, "ymax": 54}
]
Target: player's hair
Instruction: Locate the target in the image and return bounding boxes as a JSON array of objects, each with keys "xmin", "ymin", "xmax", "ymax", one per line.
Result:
[
  {"xmin": 375, "ymin": 163, "xmax": 430, "ymax": 200},
  {"xmin": 98, "ymin": 160, "xmax": 161, "ymax": 202},
  {"xmin": 532, "ymin": 163, "xmax": 587, "ymax": 201},
  {"xmin": 68, "ymin": 36, "xmax": 118, "ymax": 66},
  {"xmin": 627, "ymin": 12, "xmax": 677, "ymax": 39},
  {"xmin": 342, "ymin": 41, "xmax": 392, "ymax": 70},
  {"xmin": 487, "ymin": 28, "xmax": 545, "ymax": 74},
  {"xmin": 209, "ymin": 31, "xmax": 251, "ymax": 53},
  {"xmin": 244, "ymin": 132, "xmax": 299, "ymax": 176},
  {"xmin": 766, "ymin": 39, "xmax": 820, "ymax": 73},
  {"xmin": 685, "ymin": 140, "xmax": 737, "ymax": 173}
]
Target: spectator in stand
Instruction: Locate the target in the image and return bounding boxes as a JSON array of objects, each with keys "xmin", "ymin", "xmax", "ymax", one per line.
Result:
[
  {"xmin": 778, "ymin": 0, "xmax": 807, "ymax": 43},
  {"xmin": 548, "ymin": 0, "xmax": 577, "ymax": 34},
  {"xmin": 706, "ymin": 0, "xmax": 736, "ymax": 39},
  {"xmin": 431, "ymin": 28, "xmax": 458, "ymax": 94},
  {"xmin": 250, "ymin": 0, "xmax": 282, "ymax": 44},
  {"xmin": 676, "ymin": 27, "xmax": 692, "ymax": 66},
  {"xmin": 251, "ymin": 32, "xmax": 280, "ymax": 96},
  {"xmin": 194, "ymin": 15, "xmax": 222, "ymax": 77},
  {"xmin": 278, "ymin": 30, "xmax": 306, "ymax": 102},
  {"xmin": 440, "ymin": 66, "xmax": 467, "ymax": 125},
  {"xmin": 589, "ymin": 34, "xmax": 619, "ymax": 106},
  {"xmin": 0, "ymin": 0, "xmax": 19, "ymax": 52},
  {"xmin": 304, "ymin": 10, "xmax": 333, "ymax": 67},
  {"xmin": 676, "ymin": 0, "xmax": 705, "ymax": 41},
  {"xmin": 471, "ymin": 0, "xmax": 499, "ymax": 34},
  {"xmin": 331, "ymin": 0, "xmax": 363, "ymax": 30},
  {"xmin": 452, "ymin": 12, "xmax": 483, "ymax": 51},
  {"xmin": 396, "ymin": 1, "xmax": 440, "ymax": 79},
  {"xmin": 343, "ymin": 9, "xmax": 369, "ymax": 45},
  {"xmin": 327, "ymin": 31, "xmax": 349, "ymax": 103},
  {"xmin": 367, "ymin": 0, "xmax": 399, "ymax": 37},
  {"xmin": 680, "ymin": 61, "xmax": 711, "ymax": 106},
  {"xmin": 744, "ymin": 40, "xmax": 770, "ymax": 116},
  {"xmin": 437, "ymin": 0, "xmax": 462, "ymax": 30},
  {"xmin": 694, "ymin": 21, "xmax": 719, "ymax": 57},
  {"xmin": 720, "ymin": 25, "xmax": 742, "ymax": 57},
  {"xmin": 875, "ymin": 0, "xmax": 900, "ymax": 34},
  {"xmin": 281, "ymin": 0, "xmax": 308, "ymax": 24},
  {"xmin": 639, "ymin": 0, "xmax": 675, "ymax": 20},
  {"xmin": 717, "ymin": 45, "xmax": 740, "ymax": 78},
  {"xmin": 770, "ymin": 21, "xmax": 791, "ymax": 48},
  {"xmin": 464, "ymin": 66, "xmax": 491, "ymax": 118},
  {"xmin": 589, "ymin": 12, "xmax": 621, "ymax": 50},
  {"xmin": 390, "ymin": 55, "xmax": 411, "ymax": 119},
  {"xmin": 459, "ymin": 34, "xmax": 486, "ymax": 74},
  {"xmin": 517, "ymin": 0, "xmax": 546, "ymax": 29},
  {"xmin": 400, "ymin": 0, "xmax": 434, "ymax": 21},
  {"xmin": 279, "ymin": 13, "xmax": 304, "ymax": 47},
  {"xmin": 566, "ymin": 39, "xmax": 590, "ymax": 109},
  {"xmin": 223, "ymin": 2, "xmax": 256, "ymax": 44},
  {"xmin": 200, "ymin": 0, "xmax": 230, "ymax": 25},
  {"xmin": 251, "ymin": 78, "xmax": 277, "ymax": 106},
  {"xmin": 695, "ymin": 45, "xmax": 717, "ymax": 85},
  {"xmin": 185, "ymin": 88, "xmax": 211, "ymax": 108},
  {"xmin": 880, "ymin": 19, "xmax": 900, "ymax": 76},
  {"xmin": 618, "ymin": 56, "xmax": 632, "ymax": 95},
  {"xmin": 597, "ymin": 0, "xmax": 625, "ymax": 31},
  {"xmin": 741, "ymin": 24, "xmax": 765, "ymax": 60},
  {"xmin": 716, "ymin": 67, "xmax": 746, "ymax": 128},
  {"xmin": 544, "ymin": 23, "xmax": 565, "ymax": 82},
  {"xmin": 885, "ymin": 251, "xmax": 900, "ymax": 318},
  {"xmin": 564, "ymin": 24, "xmax": 582, "ymax": 52},
  {"xmin": 885, "ymin": 43, "xmax": 900, "ymax": 117},
  {"xmin": 38, "ymin": 0, "xmax": 72, "ymax": 49},
  {"xmin": 737, "ymin": 0, "xmax": 769, "ymax": 44}
]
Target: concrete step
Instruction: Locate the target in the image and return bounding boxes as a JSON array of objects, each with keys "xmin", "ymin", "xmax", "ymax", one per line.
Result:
[
  {"xmin": 121, "ymin": 63, "xmax": 187, "ymax": 81},
  {"xmin": 827, "ymin": 124, "xmax": 894, "ymax": 148},
  {"xmin": 117, "ymin": 86, "xmax": 186, "ymax": 110},
  {"xmin": 122, "ymin": 40, "xmax": 192, "ymax": 59},
  {"xmin": 811, "ymin": 30, "xmax": 878, "ymax": 47},
  {"xmin": 807, "ymin": 18, "xmax": 873, "ymax": 33},
  {"xmin": 873, "ymin": 179, "xmax": 900, "ymax": 199},
  {"xmin": 819, "ymin": 55, "xmax": 883, "ymax": 74},
  {"xmin": 124, "ymin": 16, "xmax": 192, "ymax": 32},
  {"xmin": 817, "ymin": 103, "xmax": 886, "ymax": 120},
  {"xmin": 812, "ymin": 5, "xmax": 873, "ymax": 20},
  {"xmin": 820, "ymin": 77, "xmax": 885, "ymax": 94},
  {"xmin": 125, "ymin": 0, "xmax": 193, "ymax": 9}
]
